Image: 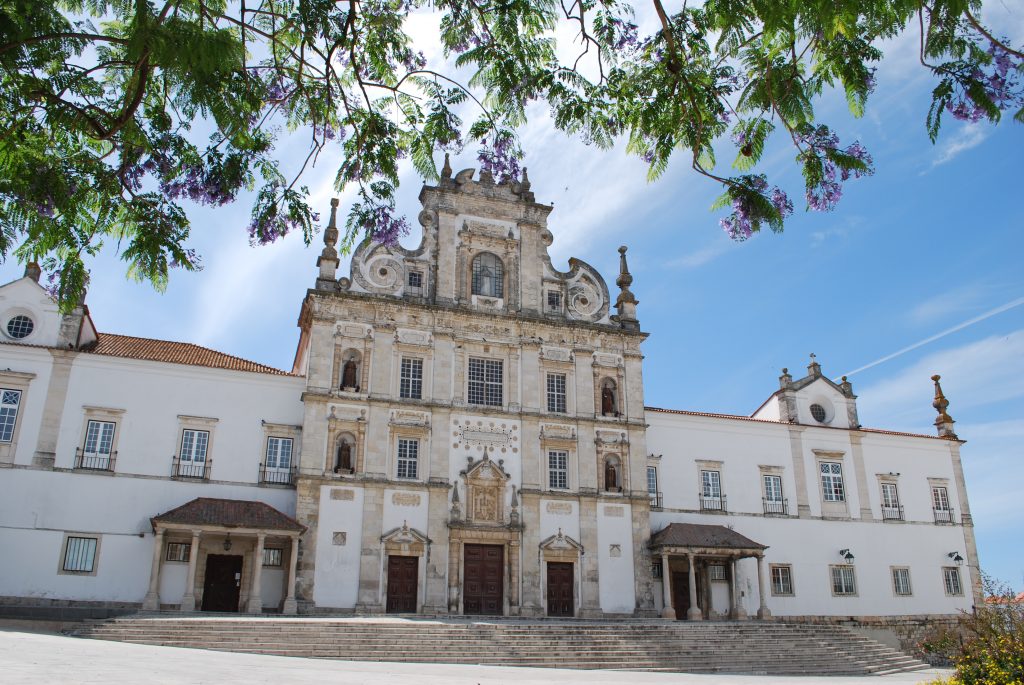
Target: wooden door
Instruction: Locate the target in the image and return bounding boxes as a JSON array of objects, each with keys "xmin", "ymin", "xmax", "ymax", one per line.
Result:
[
  {"xmin": 463, "ymin": 544, "xmax": 504, "ymax": 615},
  {"xmin": 201, "ymin": 554, "xmax": 242, "ymax": 612},
  {"xmin": 386, "ymin": 555, "xmax": 419, "ymax": 613},
  {"xmin": 546, "ymin": 562, "xmax": 574, "ymax": 617},
  {"xmin": 672, "ymin": 571, "xmax": 691, "ymax": 620}
]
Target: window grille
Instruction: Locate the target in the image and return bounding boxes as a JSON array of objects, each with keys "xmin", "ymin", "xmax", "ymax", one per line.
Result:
[
  {"xmin": 63, "ymin": 536, "xmax": 97, "ymax": 573},
  {"xmin": 400, "ymin": 358, "xmax": 423, "ymax": 399},
  {"xmin": 265, "ymin": 437, "xmax": 293, "ymax": 470},
  {"xmin": 820, "ymin": 462, "xmax": 846, "ymax": 502},
  {"xmin": 166, "ymin": 542, "xmax": 191, "ymax": 562},
  {"xmin": 831, "ymin": 565, "xmax": 857, "ymax": 595},
  {"xmin": 407, "ymin": 271, "xmax": 423, "ymax": 288},
  {"xmin": 467, "ymin": 358, "xmax": 503, "ymax": 406},
  {"xmin": 471, "ymin": 253, "xmax": 504, "ymax": 298},
  {"xmin": 646, "ymin": 466, "xmax": 658, "ymax": 495},
  {"xmin": 701, "ymin": 470, "xmax": 721, "ymax": 498},
  {"xmin": 180, "ymin": 429, "xmax": 209, "ymax": 463},
  {"xmin": 0, "ymin": 389, "xmax": 21, "ymax": 442},
  {"xmin": 548, "ymin": 451, "xmax": 568, "ymax": 490},
  {"xmin": 263, "ymin": 548, "xmax": 284, "ymax": 567},
  {"xmin": 546, "ymin": 373, "xmax": 567, "ymax": 413},
  {"xmin": 708, "ymin": 565, "xmax": 726, "ymax": 581},
  {"xmin": 397, "ymin": 439, "xmax": 418, "ymax": 479},
  {"xmin": 771, "ymin": 565, "xmax": 794, "ymax": 595},
  {"xmin": 763, "ymin": 474, "xmax": 783, "ymax": 502},
  {"xmin": 6, "ymin": 315, "xmax": 33, "ymax": 339},
  {"xmin": 892, "ymin": 568, "xmax": 912, "ymax": 596},
  {"xmin": 546, "ymin": 291, "xmax": 562, "ymax": 311}
]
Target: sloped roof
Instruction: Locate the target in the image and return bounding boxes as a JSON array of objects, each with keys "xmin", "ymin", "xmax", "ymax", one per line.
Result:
[
  {"xmin": 650, "ymin": 523, "xmax": 766, "ymax": 551},
  {"xmin": 151, "ymin": 497, "xmax": 305, "ymax": 532},
  {"xmin": 85, "ymin": 333, "xmax": 294, "ymax": 377}
]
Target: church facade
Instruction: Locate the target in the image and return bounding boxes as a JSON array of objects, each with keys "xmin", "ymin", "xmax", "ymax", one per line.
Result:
[{"xmin": 0, "ymin": 166, "xmax": 981, "ymax": 624}]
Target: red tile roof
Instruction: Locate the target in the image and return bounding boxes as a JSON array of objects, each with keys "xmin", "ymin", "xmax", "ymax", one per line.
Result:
[
  {"xmin": 86, "ymin": 333, "xmax": 294, "ymax": 377},
  {"xmin": 650, "ymin": 523, "xmax": 766, "ymax": 551},
  {"xmin": 645, "ymin": 406, "xmax": 956, "ymax": 442},
  {"xmin": 152, "ymin": 497, "xmax": 305, "ymax": 532}
]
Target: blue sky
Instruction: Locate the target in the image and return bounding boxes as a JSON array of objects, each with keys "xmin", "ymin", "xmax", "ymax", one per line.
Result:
[{"xmin": 4, "ymin": 5, "xmax": 1022, "ymax": 590}]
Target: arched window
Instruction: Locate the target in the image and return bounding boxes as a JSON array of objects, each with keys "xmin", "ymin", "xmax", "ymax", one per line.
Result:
[
  {"xmin": 601, "ymin": 379, "xmax": 618, "ymax": 417},
  {"xmin": 335, "ymin": 434, "xmax": 355, "ymax": 473},
  {"xmin": 471, "ymin": 253, "xmax": 504, "ymax": 298}
]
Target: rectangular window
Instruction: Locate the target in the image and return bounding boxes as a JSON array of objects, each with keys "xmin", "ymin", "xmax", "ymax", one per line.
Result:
[
  {"xmin": 932, "ymin": 486, "xmax": 950, "ymax": 510},
  {"xmin": 400, "ymin": 358, "xmax": 423, "ymax": 400},
  {"xmin": 943, "ymin": 567, "xmax": 963, "ymax": 596},
  {"xmin": 180, "ymin": 429, "xmax": 209, "ymax": 463},
  {"xmin": 881, "ymin": 482, "xmax": 900, "ymax": 508},
  {"xmin": 546, "ymin": 291, "xmax": 562, "ymax": 311},
  {"xmin": 708, "ymin": 564, "xmax": 726, "ymax": 581},
  {"xmin": 771, "ymin": 565, "xmax": 794, "ymax": 596},
  {"xmin": 165, "ymin": 542, "xmax": 191, "ymax": 562},
  {"xmin": 763, "ymin": 474, "xmax": 783, "ymax": 502},
  {"xmin": 820, "ymin": 462, "xmax": 846, "ymax": 502},
  {"xmin": 467, "ymin": 358, "xmax": 503, "ymax": 407},
  {"xmin": 701, "ymin": 470, "xmax": 721, "ymax": 498},
  {"xmin": 830, "ymin": 565, "xmax": 857, "ymax": 595},
  {"xmin": 263, "ymin": 548, "xmax": 283, "ymax": 567},
  {"xmin": 396, "ymin": 438, "xmax": 418, "ymax": 479},
  {"xmin": 548, "ymin": 450, "xmax": 568, "ymax": 490},
  {"xmin": 892, "ymin": 567, "xmax": 913, "ymax": 596},
  {"xmin": 546, "ymin": 373, "xmax": 567, "ymax": 413},
  {"xmin": 83, "ymin": 420, "xmax": 116, "ymax": 457},
  {"xmin": 407, "ymin": 271, "xmax": 422, "ymax": 288},
  {"xmin": 646, "ymin": 466, "xmax": 658, "ymax": 495},
  {"xmin": 265, "ymin": 437, "xmax": 293, "ymax": 469},
  {"xmin": 63, "ymin": 536, "xmax": 98, "ymax": 573},
  {"xmin": 0, "ymin": 389, "xmax": 22, "ymax": 443}
]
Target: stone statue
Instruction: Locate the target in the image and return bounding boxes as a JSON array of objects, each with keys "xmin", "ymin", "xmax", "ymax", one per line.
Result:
[
  {"xmin": 336, "ymin": 440, "xmax": 352, "ymax": 472},
  {"xmin": 341, "ymin": 359, "xmax": 358, "ymax": 390},
  {"xmin": 605, "ymin": 461, "xmax": 618, "ymax": 491},
  {"xmin": 602, "ymin": 385, "xmax": 615, "ymax": 416}
]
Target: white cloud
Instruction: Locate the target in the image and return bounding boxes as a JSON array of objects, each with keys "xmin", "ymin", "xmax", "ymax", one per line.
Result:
[
  {"xmin": 665, "ymin": 242, "xmax": 732, "ymax": 270},
  {"xmin": 857, "ymin": 328, "xmax": 1024, "ymax": 428},
  {"xmin": 908, "ymin": 282, "xmax": 996, "ymax": 326},
  {"xmin": 809, "ymin": 226, "xmax": 848, "ymax": 247},
  {"xmin": 927, "ymin": 123, "xmax": 989, "ymax": 170}
]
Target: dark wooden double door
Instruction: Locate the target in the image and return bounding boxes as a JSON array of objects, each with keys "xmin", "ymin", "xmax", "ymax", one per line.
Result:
[
  {"xmin": 386, "ymin": 555, "xmax": 418, "ymax": 613},
  {"xmin": 202, "ymin": 554, "xmax": 242, "ymax": 612},
  {"xmin": 463, "ymin": 544, "xmax": 503, "ymax": 615},
  {"xmin": 546, "ymin": 562, "xmax": 574, "ymax": 617},
  {"xmin": 672, "ymin": 571, "xmax": 701, "ymax": 620}
]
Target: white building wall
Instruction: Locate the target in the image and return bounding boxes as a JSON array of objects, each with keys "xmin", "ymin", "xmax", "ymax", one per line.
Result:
[
  {"xmin": 597, "ymin": 502, "xmax": 636, "ymax": 613},
  {"xmin": 313, "ymin": 484, "xmax": 364, "ymax": 608}
]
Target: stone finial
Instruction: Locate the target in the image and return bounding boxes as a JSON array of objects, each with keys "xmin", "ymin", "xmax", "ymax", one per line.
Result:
[
  {"xmin": 441, "ymin": 153, "xmax": 452, "ymax": 179},
  {"xmin": 614, "ymin": 246, "xmax": 639, "ymax": 331},
  {"xmin": 316, "ymin": 198, "xmax": 341, "ymax": 286},
  {"xmin": 24, "ymin": 262, "xmax": 41, "ymax": 283},
  {"xmin": 450, "ymin": 482, "xmax": 462, "ymax": 521},
  {"xmin": 779, "ymin": 367, "xmax": 792, "ymax": 389},
  {"xmin": 807, "ymin": 353, "xmax": 822, "ymax": 378},
  {"xmin": 932, "ymin": 374, "xmax": 958, "ymax": 439},
  {"xmin": 840, "ymin": 375, "xmax": 854, "ymax": 397}
]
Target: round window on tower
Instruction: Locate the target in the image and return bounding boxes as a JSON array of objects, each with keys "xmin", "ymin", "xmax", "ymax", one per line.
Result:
[
  {"xmin": 809, "ymin": 403, "xmax": 827, "ymax": 423},
  {"xmin": 6, "ymin": 314, "xmax": 34, "ymax": 340}
]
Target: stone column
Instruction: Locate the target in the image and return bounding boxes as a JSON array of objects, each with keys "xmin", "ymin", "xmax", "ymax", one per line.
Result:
[
  {"xmin": 686, "ymin": 553, "xmax": 702, "ymax": 621},
  {"xmin": 180, "ymin": 530, "xmax": 201, "ymax": 611},
  {"xmin": 729, "ymin": 558, "xmax": 747, "ymax": 620},
  {"xmin": 756, "ymin": 554, "xmax": 771, "ymax": 619},
  {"xmin": 283, "ymin": 536, "xmax": 299, "ymax": 615},
  {"xmin": 448, "ymin": 539, "xmax": 461, "ymax": 613},
  {"xmin": 509, "ymin": 541, "xmax": 521, "ymax": 615},
  {"xmin": 660, "ymin": 553, "xmax": 675, "ymax": 619},
  {"xmin": 247, "ymin": 533, "xmax": 265, "ymax": 614},
  {"xmin": 142, "ymin": 529, "xmax": 164, "ymax": 611}
]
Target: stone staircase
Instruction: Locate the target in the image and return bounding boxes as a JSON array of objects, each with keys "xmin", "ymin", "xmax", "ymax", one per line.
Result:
[{"xmin": 73, "ymin": 615, "xmax": 930, "ymax": 675}]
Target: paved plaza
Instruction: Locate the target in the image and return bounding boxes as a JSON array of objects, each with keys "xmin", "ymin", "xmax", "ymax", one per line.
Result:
[{"xmin": 0, "ymin": 627, "xmax": 951, "ymax": 685}]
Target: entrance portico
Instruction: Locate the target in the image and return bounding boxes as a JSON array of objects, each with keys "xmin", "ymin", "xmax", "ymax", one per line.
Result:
[
  {"xmin": 143, "ymin": 498, "xmax": 305, "ymax": 614},
  {"xmin": 650, "ymin": 523, "xmax": 770, "ymax": 621}
]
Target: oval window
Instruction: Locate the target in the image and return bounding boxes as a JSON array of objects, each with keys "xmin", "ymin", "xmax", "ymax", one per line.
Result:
[{"xmin": 809, "ymin": 403, "xmax": 827, "ymax": 423}]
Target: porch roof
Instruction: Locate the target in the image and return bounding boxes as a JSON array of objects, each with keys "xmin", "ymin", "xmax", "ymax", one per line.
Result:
[
  {"xmin": 650, "ymin": 523, "xmax": 766, "ymax": 552},
  {"xmin": 151, "ymin": 497, "xmax": 305, "ymax": 533}
]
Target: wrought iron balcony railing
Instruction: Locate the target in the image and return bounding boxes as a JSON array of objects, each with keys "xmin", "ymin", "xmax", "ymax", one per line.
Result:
[
  {"xmin": 762, "ymin": 497, "xmax": 788, "ymax": 516},
  {"xmin": 933, "ymin": 507, "xmax": 956, "ymax": 524},
  {"xmin": 74, "ymin": 447, "xmax": 116, "ymax": 472},
  {"xmin": 172, "ymin": 455, "xmax": 211, "ymax": 480},
  {"xmin": 259, "ymin": 464, "xmax": 297, "ymax": 486},
  {"xmin": 699, "ymin": 494, "xmax": 727, "ymax": 512},
  {"xmin": 648, "ymin": 491, "xmax": 663, "ymax": 509},
  {"xmin": 882, "ymin": 505, "xmax": 905, "ymax": 521}
]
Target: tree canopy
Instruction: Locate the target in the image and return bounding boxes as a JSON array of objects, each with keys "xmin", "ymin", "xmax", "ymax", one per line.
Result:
[{"xmin": 1, "ymin": 0, "xmax": 1021, "ymax": 306}]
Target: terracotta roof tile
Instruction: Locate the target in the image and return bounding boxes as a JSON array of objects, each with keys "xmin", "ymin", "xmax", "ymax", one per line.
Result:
[
  {"xmin": 650, "ymin": 523, "xmax": 766, "ymax": 551},
  {"xmin": 86, "ymin": 333, "xmax": 294, "ymax": 377},
  {"xmin": 152, "ymin": 497, "xmax": 305, "ymax": 532}
]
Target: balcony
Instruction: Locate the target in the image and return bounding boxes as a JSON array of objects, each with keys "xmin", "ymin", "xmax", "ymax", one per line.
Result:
[
  {"xmin": 762, "ymin": 497, "xmax": 788, "ymax": 516},
  {"xmin": 933, "ymin": 507, "xmax": 957, "ymax": 524},
  {"xmin": 260, "ymin": 464, "xmax": 296, "ymax": 486},
  {"xmin": 699, "ymin": 494, "xmax": 727, "ymax": 513},
  {"xmin": 648, "ymin": 491, "xmax": 663, "ymax": 509},
  {"xmin": 882, "ymin": 505, "xmax": 905, "ymax": 521},
  {"xmin": 172, "ymin": 455, "xmax": 211, "ymax": 480},
  {"xmin": 73, "ymin": 448, "xmax": 116, "ymax": 472}
]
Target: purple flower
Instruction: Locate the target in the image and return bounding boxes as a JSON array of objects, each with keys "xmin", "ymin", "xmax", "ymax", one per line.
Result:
[
  {"xmin": 367, "ymin": 206, "xmax": 410, "ymax": 246},
  {"xmin": 477, "ymin": 135, "xmax": 521, "ymax": 183},
  {"xmin": 796, "ymin": 125, "xmax": 873, "ymax": 212}
]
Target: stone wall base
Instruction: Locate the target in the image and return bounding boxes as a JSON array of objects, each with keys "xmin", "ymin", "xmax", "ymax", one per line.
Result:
[
  {"xmin": 0, "ymin": 596, "xmax": 141, "ymax": 622},
  {"xmin": 778, "ymin": 614, "xmax": 963, "ymax": 666}
]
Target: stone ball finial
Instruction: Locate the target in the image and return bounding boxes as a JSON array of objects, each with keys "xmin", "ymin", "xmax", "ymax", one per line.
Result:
[
  {"xmin": 782, "ymin": 367, "xmax": 788, "ymax": 374},
  {"xmin": 931, "ymin": 374, "xmax": 941, "ymax": 382},
  {"xmin": 618, "ymin": 245, "xmax": 627, "ymax": 254},
  {"xmin": 330, "ymin": 198, "xmax": 339, "ymax": 208}
]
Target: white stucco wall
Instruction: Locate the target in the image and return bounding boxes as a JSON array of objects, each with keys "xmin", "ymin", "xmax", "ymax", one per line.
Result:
[
  {"xmin": 313, "ymin": 484, "xmax": 364, "ymax": 608},
  {"xmin": 597, "ymin": 502, "xmax": 636, "ymax": 613}
]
